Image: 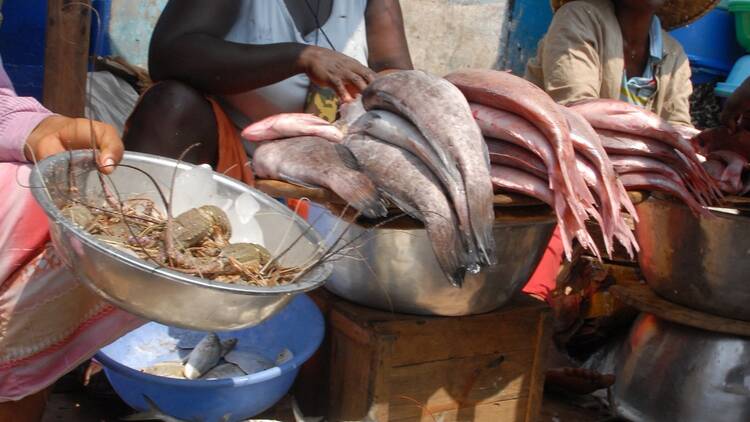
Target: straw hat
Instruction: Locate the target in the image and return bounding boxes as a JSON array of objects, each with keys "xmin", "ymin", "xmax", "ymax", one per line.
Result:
[{"xmin": 550, "ymin": 0, "xmax": 720, "ymax": 30}]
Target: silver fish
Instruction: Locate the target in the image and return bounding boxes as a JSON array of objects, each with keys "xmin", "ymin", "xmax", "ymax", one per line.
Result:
[
  {"xmin": 363, "ymin": 70, "xmax": 496, "ymax": 267},
  {"xmin": 224, "ymin": 350, "xmax": 274, "ymax": 374},
  {"xmin": 183, "ymin": 334, "xmax": 236, "ymax": 380},
  {"xmin": 200, "ymin": 362, "xmax": 247, "ymax": 380},
  {"xmin": 350, "ymin": 110, "xmax": 477, "ymax": 267},
  {"xmin": 252, "ymin": 136, "xmax": 388, "ymax": 218},
  {"xmin": 344, "ymin": 133, "xmax": 470, "ymax": 286}
]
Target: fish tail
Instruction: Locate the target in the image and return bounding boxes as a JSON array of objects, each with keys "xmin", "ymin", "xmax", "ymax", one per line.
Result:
[{"xmin": 467, "ymin": 182, "xmax": 497, "ymax": 267}]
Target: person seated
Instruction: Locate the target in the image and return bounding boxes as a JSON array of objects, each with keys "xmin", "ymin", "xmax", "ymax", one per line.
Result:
[
  {"xmin": 0, "ymin": 59, "xmax": 141, "ymax": 422},
  {"xmin": 526, "ymin": 0, "xmax": 719, "ymax": 128},
  {"xmin": 123, "ymin": 0, "xmax": 413, "ymax": 186}
]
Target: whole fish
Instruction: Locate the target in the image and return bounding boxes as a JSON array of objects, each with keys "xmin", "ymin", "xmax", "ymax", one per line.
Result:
[
  {"xmin": 200, "ymin": 362, "xmax": 247, "ymax": 380},
  {"xmin": 252, "ymin": 136, "xmax": 388, "ymax": 218},
  {"xmin": 224, "ymin": 350, "xmax": 274, "ymax": 374},
  {"xmin": 241, "ymin": 113, "xmax": 344, "ymax": 143},
  {"xmin": 619, "ymin": 172, "xmax": 708, "ymax": 216},
  {"xmin": 490, "ymin": 165, "xmax": 554, "ymax": 206},
  {"xmin": 362, "ymin": 70, "xmax": 496, "ymax": 266},
  {"xmin": 471, "ymin": 103, "xmax": 596, "ymax": 258},
  {"xmin": 350, "ymin": 110, "xmax": 475, "ymax": 259},
  {"xmin": 183, "ymin": 333, "xmax": 236, "ymax": 380},
  {"xmin": 568, "ymin": 98, "xmax": 720, "ymax": 200},
  {"xmin": 345, "ymin": 133, "xmax": 472, "ymax": 286},
  {"xmin": 446, "ymin": 69, "xmax": 591, "ymax": 250},
  {"xmin": 486, "ymin": 138, "xmax": 547, "ymax": 179}
]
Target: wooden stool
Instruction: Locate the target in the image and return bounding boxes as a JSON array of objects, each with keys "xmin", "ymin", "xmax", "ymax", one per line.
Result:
[{"xmin": 295, "ymin": 289, "xmax": 551, "ymax": 422}]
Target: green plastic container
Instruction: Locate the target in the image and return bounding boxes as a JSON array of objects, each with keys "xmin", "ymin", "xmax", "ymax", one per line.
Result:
[{"xmin": 729, "ymin": 0, "xmax": 750, "ymax": 51}]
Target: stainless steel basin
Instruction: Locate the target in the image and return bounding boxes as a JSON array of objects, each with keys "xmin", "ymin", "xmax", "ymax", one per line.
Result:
[
  {"xmin": 613, "ymin": 313, "xmax": 750, "ymax": 422},
  {"xmin": 30, "ymin": 151, "xmax": 330, "ymax": 331},
  {"xmin": 309, "ymin": 204, "xmax": 555, "ymax": 315},
  {"xmin": 635, "ymin": 195, "xmax": 750, "ymax": 321}
]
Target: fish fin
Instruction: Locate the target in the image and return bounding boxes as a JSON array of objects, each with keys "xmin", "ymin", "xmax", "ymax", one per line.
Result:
[
  {"xmin": 278, "ymin": 172, "xmax": 323, "ymax": 190},
  {"xmin": 380, "ymin": 191, "xmax": 421, "ymax": 220},
  {"xmin": 219, "ymin": 338, "xmax": 238, "ymax": 356},
  {"xmin": 334, "ymin": 144, "xmax": 361, "ymax": 171}
]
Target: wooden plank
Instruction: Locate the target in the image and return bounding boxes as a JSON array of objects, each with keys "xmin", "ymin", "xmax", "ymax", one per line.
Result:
[
  {"xmin": 387, "ymin": 350, "xmax": 534, "ymax": 420},
  {"xmin": 391, "ymin": 397, "xmax": 529, "ymax": 422},
  {"xmin": 43, "ymin": 0, "xmax": 91, "ymax": 117},
  {"xmin": 328, "ymin": 328, "xmax": 377, "ymax": 421},
  {"xmin": 610, "ymin": 278, "xmax": 750, "ymax": 337},
  {"xmin": 524, "ymin": 312, "xmax": 551, "ymax": 422},
  {"xmin": 383, "ymin": 308, "xmax": 548, "ymax": 367}
]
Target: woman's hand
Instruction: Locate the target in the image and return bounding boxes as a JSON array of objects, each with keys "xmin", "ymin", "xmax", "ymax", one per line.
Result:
[
  {"xmin": 24, "ymin": 116, "xmax": 124, "ymax": 173},
  {"xmin": 298, "ymin": 46, "xmax": 376, "ymax": 102}
]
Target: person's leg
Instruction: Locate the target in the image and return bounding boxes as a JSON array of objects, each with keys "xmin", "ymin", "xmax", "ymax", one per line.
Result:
[
  {"xmin": 123, "ymin": 80, "xmax": 219, "ymax": 165},
  {"xmin": 0, "ymin": 386, "xmax": 51, "ymax": 422}
]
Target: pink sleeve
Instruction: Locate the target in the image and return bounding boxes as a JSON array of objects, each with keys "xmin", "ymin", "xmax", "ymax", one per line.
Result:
[{"xmin": 0, "ymin": 63, "xmax": 54, "ymax": 163}]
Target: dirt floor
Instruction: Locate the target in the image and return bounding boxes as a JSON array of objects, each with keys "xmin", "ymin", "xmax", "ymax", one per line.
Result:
[{"xmin": 42, "ymin": 384, "xmax": 623, "ymax": 422}]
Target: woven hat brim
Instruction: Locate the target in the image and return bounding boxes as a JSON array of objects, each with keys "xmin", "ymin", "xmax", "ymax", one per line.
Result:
[{"xmin": 550, "ymin": 0, "xmax": 720, "ymax": 30}]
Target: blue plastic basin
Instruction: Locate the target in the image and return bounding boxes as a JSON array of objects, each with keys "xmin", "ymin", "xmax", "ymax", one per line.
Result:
[
  {"xmin": 671, "ymin": 6, "xmax": 745, "ymax": 76},
  {"xmin": 716, "ymin": 54, "xmax": 750, "ymax": 96},
  {"xmin": 95, "ymin": 294, "xmax": 324, "ymax": 422}
]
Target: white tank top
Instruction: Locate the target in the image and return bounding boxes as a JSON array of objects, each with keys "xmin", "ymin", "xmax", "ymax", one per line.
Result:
[{"xmin": 222, "ymin": 0, "xmax": 369, "ymax": 124}]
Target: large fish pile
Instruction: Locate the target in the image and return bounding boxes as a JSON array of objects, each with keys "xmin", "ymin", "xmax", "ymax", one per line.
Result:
[
  {"xmin": 445, "ymin": 69, "xmax": 638, "ymax": 260},
  {"xmin": 249, "ymin": 70, "xmax": 496, "ymax": 287},
  {"xmin": 245, "ymin": 70, "xmax": 726, "ymax": 284},
  {"xmin": 568, "ymin": 99, "xmax": 720, "ymax": 215}
]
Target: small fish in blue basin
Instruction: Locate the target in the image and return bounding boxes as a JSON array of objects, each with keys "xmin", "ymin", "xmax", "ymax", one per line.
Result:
[
  {"xmin": 200, "ymin": 362, "xmax": 247, "ymax": 380},
  {"xmin": 183, "ymin": 333, "xmax": 237, "ymax": 379}
]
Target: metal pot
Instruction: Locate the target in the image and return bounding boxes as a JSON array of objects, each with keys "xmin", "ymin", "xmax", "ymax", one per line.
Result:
[
  {"xmin": 30, "ymin": 151, "xmax": 330, "ymax": 331},
  {"xmin": 613, "ymin": 313, "xmax": 750, "ymax": 422},
  {"xmin": 635, "ymin": 195, "xmax": 750, "ymax": 321},
  {"xmin": 309, "ymin": 204, "xmax": 555, "ymax": 315}
]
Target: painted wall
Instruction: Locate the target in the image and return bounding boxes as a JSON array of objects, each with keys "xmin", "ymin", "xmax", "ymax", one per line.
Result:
[
  {"xmin": 105, "ymin": 0, "xmax": 513, "ymax": 74},
  {"xmin": 401, "ymin": 0, "xmax": 512, "ymax": 75},
  {"xmin": 107, "ymin": 0, "xmax": 167, "ymax": 69}
]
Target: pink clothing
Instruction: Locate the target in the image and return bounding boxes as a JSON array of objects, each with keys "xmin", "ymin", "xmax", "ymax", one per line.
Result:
[
  {"xmin": 0, "ymin": 61, "xmax": 143, "ymax": 401},
  {"xmin": 0, "ymin": 60, "xmax": 54, "ymax": 163}
]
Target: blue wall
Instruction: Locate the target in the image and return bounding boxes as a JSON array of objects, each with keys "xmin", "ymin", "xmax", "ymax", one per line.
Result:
[{"xmin": 0, "ymin": 0, "xmax": 111, "ymax": 100}]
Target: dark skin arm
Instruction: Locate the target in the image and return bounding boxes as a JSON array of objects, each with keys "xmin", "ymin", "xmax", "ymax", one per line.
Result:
[
  {"xmin": 149, "ymin": 0, "xmax": 412, "ymax": 102},
  {"xmin": 366, "ymin": 0, "xmax": 413, "ymax": 72}
]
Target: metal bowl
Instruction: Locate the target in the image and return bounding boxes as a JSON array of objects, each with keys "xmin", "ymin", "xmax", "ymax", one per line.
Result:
[
  {"xmin": 30, "ymin": 151, "xmax": 330, "ymax": 331},
  {"xmin": 309, "ymin": 204, "xmax": 556, "ymax": 315},
  {"xmin": 613, "ymin": 313, "xmax": 750, "ymax": 422},
  {"xmin": 635, "ymin": 194, "xmax": 750, "ymax": 321}
]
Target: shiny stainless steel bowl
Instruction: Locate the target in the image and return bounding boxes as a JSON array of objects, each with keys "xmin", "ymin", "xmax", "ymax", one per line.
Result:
[
  {"xmin": 30, "ymin": 151, "xmax": 330, "ymax": 331},
  {"xmin": 309, "ymin": 204, "xmax": 555, "ymax": 315},
  {"xmin": 613, "ymin": 313, "xmax": 750, "ymax": 422},
  {"xmin": 635, "ymin": 195, "xmax": 750, "ymax": 321}
]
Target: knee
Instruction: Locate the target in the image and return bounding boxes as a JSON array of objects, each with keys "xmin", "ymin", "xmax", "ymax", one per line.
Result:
[{"xmin": 135, "ymin": 80, "xmax": 211, "ymax": 118}]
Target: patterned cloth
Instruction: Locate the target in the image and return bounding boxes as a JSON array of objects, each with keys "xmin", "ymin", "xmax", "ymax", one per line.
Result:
[
  {"xmin": 0, "ymin": 56, "xmax": 143, "ymax": 401},
  {"xmin": 619, "ymin": 16, "xmax": 663, "ymax": 107}
]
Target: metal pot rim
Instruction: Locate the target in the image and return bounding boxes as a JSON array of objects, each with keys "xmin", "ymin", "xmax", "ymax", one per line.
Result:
[{"xmin": 29, "ymin": 151, "xmax": 329, "ymax": 296}]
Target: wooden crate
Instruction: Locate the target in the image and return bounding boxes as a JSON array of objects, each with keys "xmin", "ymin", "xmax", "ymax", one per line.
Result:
[{"xmin": 300, "ymin": 290, "xmax": 551, "ymax": 422}]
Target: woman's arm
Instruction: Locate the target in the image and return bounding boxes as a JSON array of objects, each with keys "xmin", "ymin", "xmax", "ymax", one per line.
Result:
[
  {"xmin": 149, "ymin": 0, "xmax": 376, "ymax": 101},
  {"xmin": 365, "ymin": 0, "xmax": 413, "ymax": 71}
]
